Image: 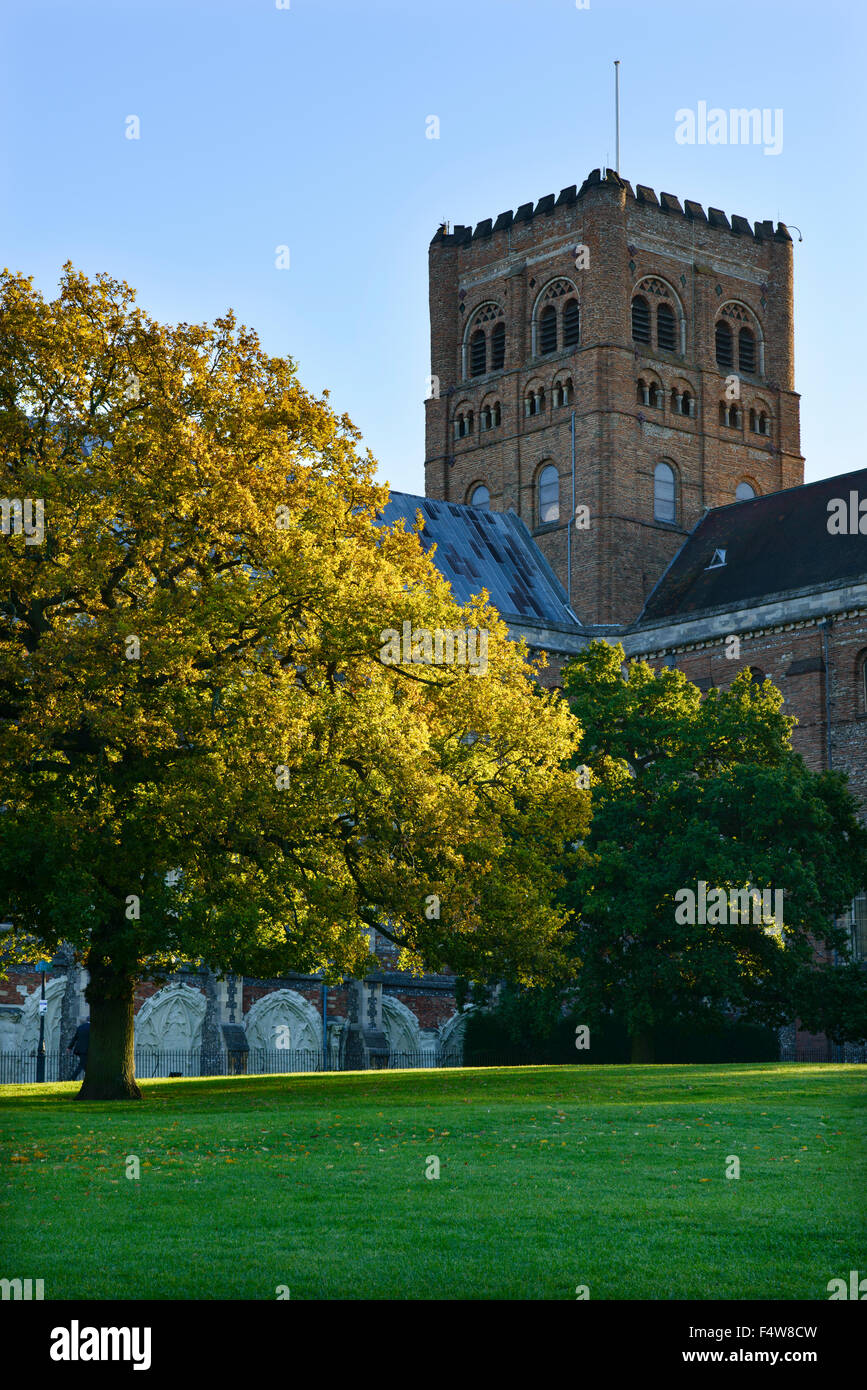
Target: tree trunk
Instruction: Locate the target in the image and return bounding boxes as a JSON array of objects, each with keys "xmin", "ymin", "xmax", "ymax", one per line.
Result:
[
  {"xmin": 630, "ymin": 1029, "xmax": 655, "ymax": 1064},
  {"xmin": 77, "ymin": 962, "xmax": 141, "ymax": 1101}
]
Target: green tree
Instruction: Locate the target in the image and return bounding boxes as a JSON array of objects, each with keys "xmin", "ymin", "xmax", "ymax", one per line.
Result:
[
  {"xmin": 0, "ymin": 266, "xmax": 586, "ymax": 1098},
  {"xmin": 562, "ymin": 641, "xmax": 867, "ymax": 1061}
]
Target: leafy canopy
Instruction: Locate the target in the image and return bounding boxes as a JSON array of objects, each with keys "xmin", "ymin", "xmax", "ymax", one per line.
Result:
[{"xmin": 0, "ymin": 265, "xmax": 586, "ymax": 991}]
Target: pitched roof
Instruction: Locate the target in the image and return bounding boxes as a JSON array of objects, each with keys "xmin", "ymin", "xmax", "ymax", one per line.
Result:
[
  {"xmin": 379, "ymin": 492, "xmax": 581, "ymax": 629},
  {"xmin": 638, "ymin": 469, "xmax": 867, "ymax": 623}
]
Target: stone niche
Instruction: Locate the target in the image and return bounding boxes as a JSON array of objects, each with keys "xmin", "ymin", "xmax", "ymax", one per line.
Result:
[
  {"xmin": 243, "ymin": 988, "xmax": 323, "ymax": 1070},
  {"xmin": 134, "ymin": 982, "xmax": 207, "ymax": 1076},
  {"xmin": 0, "ymin": 976, "xmax": 69, "ymax": 1081}
]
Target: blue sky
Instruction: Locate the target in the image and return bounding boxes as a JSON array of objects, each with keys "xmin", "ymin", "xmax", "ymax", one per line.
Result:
[{"xmin": 2, "ymin": 0, "xmax": 864, "ymax": 493}]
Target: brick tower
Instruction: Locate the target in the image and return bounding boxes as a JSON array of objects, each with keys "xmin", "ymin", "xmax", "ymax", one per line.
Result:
[{"xmin": 424, "ymin": 168, "xmax": 804, "ymax": 625}]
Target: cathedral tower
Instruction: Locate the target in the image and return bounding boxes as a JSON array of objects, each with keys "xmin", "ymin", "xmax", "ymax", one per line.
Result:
[{"xmin": 424, "ymin": 168, "xmax": 803, "ymax": 625}]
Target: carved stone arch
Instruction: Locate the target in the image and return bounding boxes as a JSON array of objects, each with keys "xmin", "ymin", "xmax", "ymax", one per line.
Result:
[
  {"xmin": 531, "ymin": 277, "xmax": 579, "ymax": 356},
  {"xmin": 633, "ymin": 275, "xmax": 687, "ymax": 355},
  {"xmin": 135, "ymin": 982, "xmax": 207, "ymax": 1067},
  {"xmin": 381, "ymin": 995, "xmax": 424, "ymax": 1059},
  {"xmin": 244, "ymin": 988, "xmax": 322, "ymax": 1063},
  {"xmin": 438, "ymin": 1006, "xmax": 478, "ymax": 1061},
  {"xmin": 461, "ymin": 300, "xmax": 504, "ymax": 379},
  {"xmin": 20, "ymin": 973, "xmax": 68, "ymax": 1061}
]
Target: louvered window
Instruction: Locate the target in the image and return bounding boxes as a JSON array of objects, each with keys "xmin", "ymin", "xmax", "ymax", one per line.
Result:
[
  {"xmin": 491, "ymin": 320, "xmax": 505, "ymax": 370},
  {"xmin": 738, "ymin": 328, "xmax": 756, "ymax": 373},
  {"xmin": 470, "ymin": 330, "xmax": 486, "ymax": 377},
  {"xmin": 632, "ymin": 296, "xmax": 651, "ymax": 343},
  {"xmin": 715, "ymin": 319, "xmax": 733, "ymax": 368},
  {"xmin": 563, "ymin": 298, "xmax": 580, "ymax": 347},
  {"xmin": 657, "ymin": 303, "xmax": 677, "ymax": 351},
  {"xmin": 539, "ymin": 306, "xmax": 557, "ymax": 354}
]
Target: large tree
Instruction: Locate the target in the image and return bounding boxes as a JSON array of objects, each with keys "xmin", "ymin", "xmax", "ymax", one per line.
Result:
[
  {"xmin": 0, "ymin": 266, "xmax": 586, "ymax": 1098},
  {"xmin": 561, "ymin": 641, "xmax": 867, "ymax": 1061}
]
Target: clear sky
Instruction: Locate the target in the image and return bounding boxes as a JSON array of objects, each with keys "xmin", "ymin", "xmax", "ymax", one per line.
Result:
[{"xmin": 2, "ymin": 0, "xmax": 864, "ymax": 494}]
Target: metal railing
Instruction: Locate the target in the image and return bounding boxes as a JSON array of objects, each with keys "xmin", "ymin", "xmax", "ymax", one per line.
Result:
[{"xmin": 1, "ymin": 1045, "xmax": 862, "ymax": 1084}]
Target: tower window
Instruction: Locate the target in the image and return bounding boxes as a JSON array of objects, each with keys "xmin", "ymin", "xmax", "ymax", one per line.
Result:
[
  {"xmin": 563, "ymin": 298, "xmax": 580, "ymax": 347},
  {"xmin": 525, "ymin": 388, "xmax": 545, "ymax": 417},
  {"xmin": 715, "ymin": 319, "xmax": 733, "ymax": 369},
  {"xmin": 735, "ymin": 481, "xmax": 756, "ymax": 501},
  {"xmin": 538, "ymin": 464, "xmax": 559, "ymax": 525},
  {"xmin": 654, "ymin": 462, "xmax": 676, "ymax": 523},
  {"xmin": 470, "ymin": 329, "xmax": 487, "ymax": 377},
  {"xmin": 491, "ymin": 320, "xmax": 506, "ymax": 371},
  {"xmin": 539, "ymin": 306, "xmax": 558, "ymax": 355},
  {"xmin": 554, "ymin": 377, "xmax": 573, "ymax": 407},
  {"xmin": 454, "ymin": 410, "xmax": 474, "ymax": 440},
  {"xmin": 738, "ymin": 327, "xmax": 757, "ymax": 374},
  {"xmin": 631, "ymin": 295, "xmax": 651, "ymax": 344},
  {"xmin": 657, "ymin": 303, "xmax": 677, "ymax": 352},
  {"xmin": 470, "ymin": 484, "xmax": 490, "ymax": 509}
]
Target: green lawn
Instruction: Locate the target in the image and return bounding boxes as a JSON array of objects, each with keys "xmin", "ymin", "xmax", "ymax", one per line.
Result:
[{"xmin": 1, "ymin": 1063, "xmax": 864, "ymax": 1300}]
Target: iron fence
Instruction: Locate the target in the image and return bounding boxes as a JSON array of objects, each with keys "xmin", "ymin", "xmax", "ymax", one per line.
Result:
[{"xmin": 0, "ymin": 1045, "xmax": 862, "ymax": 1084}]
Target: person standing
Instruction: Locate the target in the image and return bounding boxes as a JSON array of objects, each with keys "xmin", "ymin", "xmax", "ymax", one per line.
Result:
[{"xmin": 68, "ymin": 1018, "xmax": 90, "ymax": 1080}]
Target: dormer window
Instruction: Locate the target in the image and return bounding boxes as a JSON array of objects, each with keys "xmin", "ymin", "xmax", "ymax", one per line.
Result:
[{"xmin": 706, "ymin": 548, "xmax": 727, "ymax": 569}]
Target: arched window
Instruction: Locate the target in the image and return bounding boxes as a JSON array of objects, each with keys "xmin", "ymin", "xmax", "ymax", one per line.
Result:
[
  {"xmin": 480, "ymin": 405, "xmax": 491, "ymax": 432},
  {"xmin": 470, "ymin": 329, "xmax": 486, "ymax": 377},
  {"xmin": 554, "ymin": 377, "xmax": 573, "ymax": 407},
  {"xmin": 758, "ymin": 411, "xmax": 769, "ymax": 436},
  {"xmin": 657, "ymin": 303, "xmax": 677, "ymax": 352},
  {"xmin": 748, "ymin": 666, "xmax": 765, "ymax": 684},
  {"xmin": 638, "ymin": 379, "xmax": 649, "ymax": 405},
  {"xmin": 749, "ymin": 408, "xmax": 757, "ymax": 432},
  {"xmin": 654, "ymin": 462, "xmax": 676, "ymax": 523},
  {"xmin": 539, "ymin": 305, "xmax": 558, "ymax": 354},
  {"xmin": 470, "ymin": 484, "xmax": 490, "ymax": 509},
  {"xmin": 490, "ymin": 320, "xmax": 505, "ymax": 371},
  {"xmin": 736, "ymin": 481, "xmax": 756, "ymax": 501},
  {"xmin": 538, "ymin": 464, "xmax": 559, "ymax": 524},
  {"xmin": 563, "ymin": 298, "xmax": 580, "ymax": 347},
  {"xmin": 738, "ymin": 327, "xmax": 757, "ymax": 374},
  {"xmin": 718, "ymin": 302, "xmax": 763, "ymax": 377},
  {"xmin": 463, "ymin": 302, "xmax": 504, "ymax": 381},
  {"xmin": 454, "ymin": 410, "xmax": 473, "ymax": 440},
  {"xmin": 525, "ymin": 387, "xmax": 545, "ymax": 417},
  {"xmin": 631, "ymin": 295, "xmax": 651, "ymax": 344},
  {"xmin": 492, "ymin": 401, "xmax": 501, "ymax": 427},
  {"xmin": 715, "ymin": 319, "xmax": 733, "ymax": 369},
  {"xmin": 720, "ymin": 403, "xmax": 741, "ymax": 428}
]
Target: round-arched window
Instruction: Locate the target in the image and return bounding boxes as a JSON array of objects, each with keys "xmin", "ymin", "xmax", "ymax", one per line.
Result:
[
  {"xmin": 735, "ymin": 481, "xmax": 756, "ymax": 502},
  {"xmin": 538, "ymin": 464, "xmax": 559, "ymax": 524},
  {"xmin": 654, "ymin": 462, "xmax": 676, "ymax": 523},
  {"xmin": 470, "ymin": 484, "xmax": 490, "ymax": 510}
]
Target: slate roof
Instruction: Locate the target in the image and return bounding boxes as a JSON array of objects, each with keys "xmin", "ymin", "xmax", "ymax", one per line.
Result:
[
  {"xmin": 638, "ymin": 469, "xmax": 867, "ymax": 624},
  {"xmin": 379, "ymin": 492, "xmax": 582, "ymax": 629}
]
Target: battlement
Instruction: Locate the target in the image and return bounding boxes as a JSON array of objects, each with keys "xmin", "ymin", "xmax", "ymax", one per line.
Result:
[{"xmin": 431, "ymin": 167, "xmax": 792, "ymax": 248}]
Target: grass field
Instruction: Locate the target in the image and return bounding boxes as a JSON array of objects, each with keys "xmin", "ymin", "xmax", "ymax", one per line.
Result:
[{"xmin": 1, "ymin": 1063, "xmax": 864, "ymax": 1300}]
